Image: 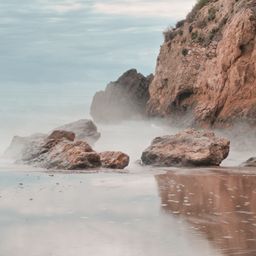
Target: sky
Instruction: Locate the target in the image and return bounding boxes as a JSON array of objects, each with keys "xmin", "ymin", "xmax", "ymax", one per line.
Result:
[{"xmin": 0, "ymin": 0, "xmax": 196, "ymax": 85}]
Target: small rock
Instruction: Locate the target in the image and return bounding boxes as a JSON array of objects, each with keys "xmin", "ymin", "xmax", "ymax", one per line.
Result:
[
  {"xmin": 242, "ymin": 157, "xmax": 256, "ymax": 167},
  {"xmin": 99, "ymin": 151, "xmax": 130, "ymax": 169}
]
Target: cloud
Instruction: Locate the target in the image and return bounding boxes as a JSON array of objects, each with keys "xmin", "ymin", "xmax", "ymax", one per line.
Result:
[
  {"xmin": 92, "ymin": 0, "xmax": 195, "ymax": 19},
  {"xmin": 45, "ymin": 3, "xmax": 86, "ymax": 13}
]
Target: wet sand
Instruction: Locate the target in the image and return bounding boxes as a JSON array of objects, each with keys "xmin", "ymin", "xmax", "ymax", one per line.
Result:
[{"xmin": 0, "ymin": 165, "xmax": 256, "ymax": 256}]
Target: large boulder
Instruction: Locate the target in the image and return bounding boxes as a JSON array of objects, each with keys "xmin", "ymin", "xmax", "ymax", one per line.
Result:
[
  {"xmin": 242, "ymin": 157, "xmax": 256, "ymax": 167},
  {"xmin": 90, "ymin": 69, "xmax": 153, "ymax": 123},
  {"xmin": 141, "ymin": 129, "xmax": 230, "ymax": 167},
  {"xmin": 4, "ymin": 119, "xmax": 100, "ymax": 160},
  {"xmin": 25, "ymin": 130, "xmax": 101, "ymax": 170},
  {"xmin": 99, "ymin": 151, "xmax": 129, "ymax": 169}
]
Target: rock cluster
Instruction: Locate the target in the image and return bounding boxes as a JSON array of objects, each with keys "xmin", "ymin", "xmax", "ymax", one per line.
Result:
[
  {"xmin": 4, "ymin": 120, "xmax": 130, "ymax": 170},
  {"xmin": 146, "ymin": 0, "xmax": 256, "ymax": 127},
  {"xmin": 141, "ymin": 129, "xmax": 230, "ymax": 167},
  {"xmin": 27, "ymin": 130, "xmax": 102, "ymax": 170},
  {"xmin": 4, "ymin": 119, "xmax": 100, "ymax": 160},
  {"xmin": 90, "ymin": 69, "xmax": 153, "ymax": 123}
]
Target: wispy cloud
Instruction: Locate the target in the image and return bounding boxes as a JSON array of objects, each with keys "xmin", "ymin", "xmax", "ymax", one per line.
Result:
[
  {"xmin": 92, "ymin": 0, "xmax": 195, "ymax": 19},
  {"xmin": 49, "ymin": 3, "xmax": 85, "ymax": 13},
  {"xmin": 37, "ymin": 0, "xmax": 88, "ymax": 14}
]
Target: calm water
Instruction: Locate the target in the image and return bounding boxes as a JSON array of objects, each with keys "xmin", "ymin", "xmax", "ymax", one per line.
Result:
[{"xmin": 0, "ymin": 167, "xmax": 256, "ymax": 256}]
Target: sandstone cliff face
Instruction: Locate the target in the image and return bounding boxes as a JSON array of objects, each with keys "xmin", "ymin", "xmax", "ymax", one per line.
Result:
[{"xmin": 147, "ymin": 0, "xmax": 256, "ymax": 127}]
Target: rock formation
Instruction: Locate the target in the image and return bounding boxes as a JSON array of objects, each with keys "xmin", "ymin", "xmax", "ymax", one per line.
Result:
[
  {"xmin": 99, "ymin": 151, "xmax": 130, "ymax": 169},
  {"xmin": 141, "ymin": 129, "xmax": 230, "ymax": 167},
  {"xmin": 147, "ymin": 0, "xmax": 256, "ymax": 127},
  {"xmin": 4, "ymin": 127, "xmax": 130, "ymax": 170},
  {"xmin": 90, "ymin": 69, "xmax": 153, "ymax": 123},
  {"xmin": 242, "ymin": 157, "xmax": 256, "ymax": 167},
  {"xmin": 4, "ymin": 119, "xmax": 100, "ymax": 160},
  {"xmin": 25, "ymin": 130, "xmax": 102, "ymax": 170}
]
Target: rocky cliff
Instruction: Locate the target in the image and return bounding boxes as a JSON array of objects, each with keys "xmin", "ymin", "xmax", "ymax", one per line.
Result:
[
  {"xmin": 90, "ymin": 69, "xmax": 153, "ymax": 123},
  {"xmin": 147, "ymin": 0, "xmax": 256, "ymax": 127}
]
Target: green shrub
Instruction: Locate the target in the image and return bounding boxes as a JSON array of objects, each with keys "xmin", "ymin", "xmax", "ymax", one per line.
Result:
[
  {"xmin": 187, "ymin": 0, "xmax": 210, "ymax": 22},
  {"xmin": 176, "ymin": 20, "xmax": 185, "ymax": 28},
  {"xmin": 163, "ymin": 26, "xmax": 177, "ymax": 42},
  {"xmin": 196, "ymin": 34, "xmax": 205, "ymax": 45},
  {"xmin": 182, "ymin": 48, "xmax": 189, "ymax": 56},
  {"xmin": 196, "ymin": 0, "xmax": 209, "ymax": 9},
  {"xmin": 208, "ymin": 27, "xmax": 219, "ymax": 40},
  {"xmin": 189, "ymin": 25, "xmax": 193, "ymax": 33},
  {"xmin": 208, "ymin": 7, "xmax": 216, "ymax": 21},
  {"xmin": 191, "ymin": 31, "xmax": 198, "ymax": 40}
]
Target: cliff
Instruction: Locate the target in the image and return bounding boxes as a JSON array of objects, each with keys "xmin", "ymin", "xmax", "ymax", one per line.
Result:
[
  {"xmin": 90, "ymin": 69, "xmax": 153, "ymax": 123},
  {"xmin": 147, "ymin": 0, "xmax": 256, "ymax": 127}
]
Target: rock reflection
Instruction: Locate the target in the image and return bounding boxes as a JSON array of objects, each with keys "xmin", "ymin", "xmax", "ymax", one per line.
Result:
[{"xmin": 156, "ymin": 170, "xmax": 256, "ymax": 256}]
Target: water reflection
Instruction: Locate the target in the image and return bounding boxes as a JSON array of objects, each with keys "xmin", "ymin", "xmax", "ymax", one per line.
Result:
[{"xmin": 156, "ymin": 169, "xmax": 256, "ymax": 256}]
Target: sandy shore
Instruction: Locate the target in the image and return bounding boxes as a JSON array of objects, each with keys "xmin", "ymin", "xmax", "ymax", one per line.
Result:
[{"xmin": 0, "ymin": 163, "xmax": 256, "ymax": 256}]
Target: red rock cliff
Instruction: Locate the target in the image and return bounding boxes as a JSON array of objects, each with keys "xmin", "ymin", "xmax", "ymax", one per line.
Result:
[{"xmin": 147, "ymin": 0, "xmax": 256, "ymax": 127}]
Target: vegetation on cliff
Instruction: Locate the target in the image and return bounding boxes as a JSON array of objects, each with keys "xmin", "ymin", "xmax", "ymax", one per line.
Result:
[{"xmin": 147, "ymin": 0, "xmax": 256, "ymax": 127}]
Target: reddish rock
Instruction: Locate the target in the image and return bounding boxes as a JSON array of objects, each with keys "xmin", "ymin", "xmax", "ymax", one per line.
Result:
[
  {"xmin": 141, "ymin": 129, "xmax": 230, "ymax": 167},
  {"xmin": 4, "ymin": 119, "xmax": 100, "ymax": 160},
  {"xmin": 47, "ymin": 130, "xmax": 75, "ymax": 142},
  {"xmin": 147, "ymin": 0, "xmax": 256, "ymax": 127},
  {"xmin": 99, "ymin": 151, "xmax": 130, "ymax": 169},
  {"xmin": 41, "ymin": 141, "xmax": 101, "ymax": 170},
  {"xmin": 28, "ymin": 133, "xmax": 101, "ymax": 170}
]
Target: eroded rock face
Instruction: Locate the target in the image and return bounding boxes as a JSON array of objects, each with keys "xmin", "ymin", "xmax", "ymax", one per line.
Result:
[
  {"xmin": 30, "ymin": 133, "xmax": 101, "ymax": 170},
  {"xmin": 147, "ymin": 0, "xmax": 256, "ymax": 127},
  {"xmin": 141, "ymin": 129, "xmax": 230, "ymax": 167},
  {"xmin": 4, "ymin": 119, "xmax": 100, "ymax": 160},
  {"xmin": 99, "ymin": 151, "xmax": 129, "ymax": 169},
  {"xmin": 242, "ymin": 157, "xmax": 256, "ymax": 167},
  {"xmin": 90, "ymin": 69, "xmax": 153, "ymax": 123}
]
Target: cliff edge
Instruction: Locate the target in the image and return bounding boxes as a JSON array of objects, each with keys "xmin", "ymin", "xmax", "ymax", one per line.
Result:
[{"xmin": 147, "ymin": 0, "xmax": 256, "ymax": 127}]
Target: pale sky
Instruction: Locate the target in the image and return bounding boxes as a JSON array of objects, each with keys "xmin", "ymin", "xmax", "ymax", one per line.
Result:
[{"xmin": 0, "ymin": 0, "xmax": 196, "ymax": 84}]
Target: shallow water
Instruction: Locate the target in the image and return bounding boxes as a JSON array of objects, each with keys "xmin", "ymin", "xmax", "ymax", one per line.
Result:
[{"xmin": 0, "ymin": 166, "xmax": 256, "ymax": 256}]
